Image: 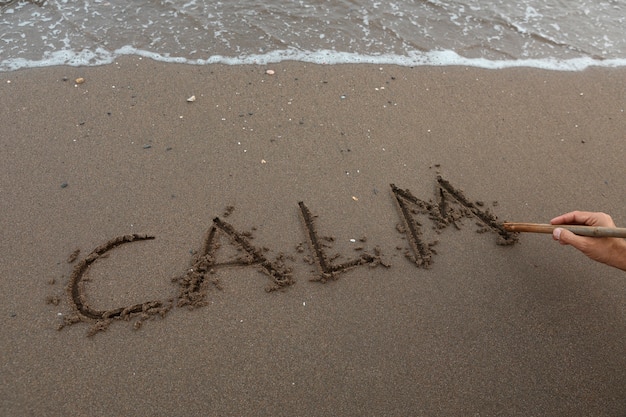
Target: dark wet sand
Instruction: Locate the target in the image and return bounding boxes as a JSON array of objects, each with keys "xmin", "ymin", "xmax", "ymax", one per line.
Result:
[{"xmin": 1, "ymin": 59, "xmax": 625, "ymax": 416}]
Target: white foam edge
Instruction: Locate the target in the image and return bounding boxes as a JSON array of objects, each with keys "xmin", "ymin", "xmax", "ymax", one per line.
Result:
[{"xmin": 2, "ymin": 46, "xmax": 626, "ymax": 72}]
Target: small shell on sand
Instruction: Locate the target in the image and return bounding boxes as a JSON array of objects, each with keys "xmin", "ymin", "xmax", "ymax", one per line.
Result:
[
  {"xmin": 75, "ymin": 77, "xmax": 85, "ymax": 84},
  {"xmin": 186, "ymin": 95, "xmax": 196, "ymax": 102},
  {"xmin": 265, "ymin": 69, "xmax": 275, "ymax": 75}
]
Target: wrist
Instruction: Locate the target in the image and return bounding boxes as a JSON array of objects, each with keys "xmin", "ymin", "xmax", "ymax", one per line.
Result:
[{"xmin": 607, "ymin": 239, "xmax": 626, "ymax": 271}]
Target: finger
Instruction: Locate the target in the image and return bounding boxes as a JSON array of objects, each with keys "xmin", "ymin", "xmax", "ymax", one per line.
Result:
[
  {"xmin": 550, "ymin": 211, "xmax": 585, "ymax": 225},
  {"xmin": 551, "ymin": 211, "xmax": 598, "ymax": 226}
]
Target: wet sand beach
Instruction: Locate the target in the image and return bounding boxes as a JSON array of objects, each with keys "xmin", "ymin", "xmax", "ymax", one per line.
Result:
[{"xmin": 1, "ymin": 59, "xmax": 625, "ymax": 416}]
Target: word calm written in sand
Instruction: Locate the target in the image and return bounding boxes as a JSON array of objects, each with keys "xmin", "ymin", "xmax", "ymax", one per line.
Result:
[{"xmin": 54, "ymin": 176, "xmax": 518, "ymax": 336}]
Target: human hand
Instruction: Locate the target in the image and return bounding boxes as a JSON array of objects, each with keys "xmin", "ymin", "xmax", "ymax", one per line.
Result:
[{"xmin": 551, "ymin": 211, "xmax": 626, "ymax": 271}]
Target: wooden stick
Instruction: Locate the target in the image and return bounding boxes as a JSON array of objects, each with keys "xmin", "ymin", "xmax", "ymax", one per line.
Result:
[{"xmin": 503, "ymin": 222, "xmax": 626, "ymax": 238}]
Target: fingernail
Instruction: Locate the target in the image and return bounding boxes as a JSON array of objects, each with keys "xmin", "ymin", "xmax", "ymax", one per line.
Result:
[{"xmin": 553, "ymin": 228, "xmax": 562, "ymax": 241}]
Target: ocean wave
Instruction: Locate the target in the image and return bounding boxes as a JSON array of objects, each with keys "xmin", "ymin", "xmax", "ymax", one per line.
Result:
[
  {"xmin": 2, "ymin": 0, "xmax": 626, "ymax": 72},
  {"xmin": 2, "ymin": 45, "xmax": 626, "ymax": 72}
]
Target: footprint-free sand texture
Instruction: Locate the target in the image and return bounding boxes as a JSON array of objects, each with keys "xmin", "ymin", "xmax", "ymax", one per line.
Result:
[{"xmin": 2, "ymin": 60, "xmax": 625, "ymax": 416}]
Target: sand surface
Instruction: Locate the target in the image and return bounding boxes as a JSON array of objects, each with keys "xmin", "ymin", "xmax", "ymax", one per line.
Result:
[{"xmin": 1, "ymin": 59, "xmax": 625, "ymax": 416}]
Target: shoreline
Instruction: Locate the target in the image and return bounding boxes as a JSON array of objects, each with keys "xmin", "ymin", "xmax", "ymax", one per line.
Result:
[{"xmin": 5, "ymin": 51, "xmax": 626, "ymax": 73}]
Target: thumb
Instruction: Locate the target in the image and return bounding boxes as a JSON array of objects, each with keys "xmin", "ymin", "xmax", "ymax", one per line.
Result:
[{"xmin": 553, "ymin": 227, "xmax": 585, "ymax": 248}]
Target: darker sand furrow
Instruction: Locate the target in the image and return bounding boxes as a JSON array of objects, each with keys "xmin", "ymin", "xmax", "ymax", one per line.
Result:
[
  {"xmin": 436, "ymin": 176, "xmax": 518, "ymax": 245},
  {"xmin": 64, "ymin": 234, "xmax": 168, "ymax": 335},
  {"xmin": 390, "ymin": 184, "xmax": 434, "ymax": 268},
  {"xmin": 298, "ymin": 201, "xmax": 387, "ymax": 281}
]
